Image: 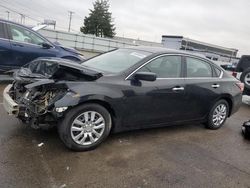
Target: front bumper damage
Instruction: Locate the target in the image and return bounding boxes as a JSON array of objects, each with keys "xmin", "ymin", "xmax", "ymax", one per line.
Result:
[
  {"xmin": 3, "ymin": 84, "xmax": 19, "ymax": 115},
  {"xmin": 2, "ymin": 58, "xmax": 101, "ymax": 129},
  {"xmin": 2, "ymin": 83, "xmax": 69, "ymax": 129}
]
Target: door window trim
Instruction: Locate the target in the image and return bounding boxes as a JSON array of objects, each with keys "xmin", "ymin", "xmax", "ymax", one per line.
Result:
[
  {"xmin": 126, "ymin": 54, "xmax": 184, "ymax": 80},
  {"xmin": 9, "ymin": 38, "xmax": 48, "ymax": 48},
  {"xmin": 126, "ymin": 53, "xmax": 224, "ymax": 80}
]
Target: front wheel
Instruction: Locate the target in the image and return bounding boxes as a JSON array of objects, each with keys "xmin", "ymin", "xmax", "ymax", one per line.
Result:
[
  {"xmin": 205, "ymin": 100, "xmax": 229, "ymax": 130},
  {"xmin": 58, "ymin": 103, "xmax": 112, "ymax": 151}
]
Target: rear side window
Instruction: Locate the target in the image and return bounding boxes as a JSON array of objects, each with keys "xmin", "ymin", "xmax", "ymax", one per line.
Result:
[
  {"xmin": 186, "ymin": 57, "xmax": 212, "ymax": 77},
  {"xmin": 0, "ymin": 23, "xmax": 5, "ymax": 39}
]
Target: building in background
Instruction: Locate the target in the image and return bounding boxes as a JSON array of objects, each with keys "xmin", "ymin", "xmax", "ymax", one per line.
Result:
[
  {"xmin": 114, "ymin": 36, "xmax": 163, "ymax": 47},
  {"xmin": 162, "ymin": 35, "xmax": 239, "ymax": 63},
  {"xmin": 38, "ymin": 26, "xmax": 240, "ymax": 64}
]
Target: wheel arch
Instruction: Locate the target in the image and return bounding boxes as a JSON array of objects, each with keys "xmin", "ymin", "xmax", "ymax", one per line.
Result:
[
  {"xmin": 79, "ymin": 99, "xmax": 116, "ymax": 118},
  {"xmin": 77, "ymin": 99, "xmax": 118, "ymax": 131}
]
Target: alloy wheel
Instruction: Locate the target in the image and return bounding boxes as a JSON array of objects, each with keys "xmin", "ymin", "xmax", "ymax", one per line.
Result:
[
  {"xmin": 70, "ymin": 111, "xmax": 105, "ymax": 146},
  {"xmin": 244, "ymin": 73, "xmax": 250, "ymax": 86},
  {"xmin": 212, "ymin": 104, "xmax": 227, "ymax": 127}
]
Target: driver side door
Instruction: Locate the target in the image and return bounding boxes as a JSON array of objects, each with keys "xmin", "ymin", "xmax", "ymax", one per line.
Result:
[{"xmin": 123, "ymin": 55, "xmax": 188, "ymax": 128}]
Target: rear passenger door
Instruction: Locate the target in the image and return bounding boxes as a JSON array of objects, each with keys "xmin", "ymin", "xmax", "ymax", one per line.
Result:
[
  {"xmin": 0, "ymin": 21, "xmax": 12, "ymax": 72},
  {"xmin": 184, "ymin": 56, "xmax": 222, "ymax": 120}
]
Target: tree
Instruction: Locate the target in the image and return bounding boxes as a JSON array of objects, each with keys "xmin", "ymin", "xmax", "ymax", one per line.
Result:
[{"xmin": 80, "ymin": 0, "xmax": 116, "ymax": 38}]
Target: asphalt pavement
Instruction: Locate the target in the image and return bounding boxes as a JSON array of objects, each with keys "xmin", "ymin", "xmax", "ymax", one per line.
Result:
[{"xmin": 0, "ymin": 84, "xmax": 250, "ymax": 188}]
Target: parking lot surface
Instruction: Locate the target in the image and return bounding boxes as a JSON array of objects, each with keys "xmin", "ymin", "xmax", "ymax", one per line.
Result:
[{"xmin": 0, "ymin": 84, "xmax": 250, "ymax": 188}]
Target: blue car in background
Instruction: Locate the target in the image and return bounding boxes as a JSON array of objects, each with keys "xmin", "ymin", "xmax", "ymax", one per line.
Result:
[{"xmin": 0, "ymin": 19, "xmax": 84, "ymax": 72}]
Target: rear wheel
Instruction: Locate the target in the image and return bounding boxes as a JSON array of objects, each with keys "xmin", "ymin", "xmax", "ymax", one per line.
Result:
[
  {"xmin": 242, "ymin": 121, "xmax": 250, "ymax": 139},
  {"xmin": 242, "ymin": 127, "xmax": 250, "ymax": 139},
  {"xmin": 58, "ymin": 103, "xmax": 112, "ymax": 151},
  {"xmin": 206, "ymin": 100, "xmax": 229, "ymax": 130},
  {"xmin": 240, "ymin": 68, "xmax": 250, "ymax": 89}
]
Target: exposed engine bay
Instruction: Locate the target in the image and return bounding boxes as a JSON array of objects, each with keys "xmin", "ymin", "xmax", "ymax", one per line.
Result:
[
  {"xmin": 6, "ymin": 58, "xmax": 102, "ymax": 129},
  {"xmin": 9, "ymin": 80, "xmax": 67, "ymax": 128}
]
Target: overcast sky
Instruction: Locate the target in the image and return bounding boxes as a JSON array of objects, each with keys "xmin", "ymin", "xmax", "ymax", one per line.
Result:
[{"xmin": 0, "ymin": 0, "xmax": 250, "ymax": 55}]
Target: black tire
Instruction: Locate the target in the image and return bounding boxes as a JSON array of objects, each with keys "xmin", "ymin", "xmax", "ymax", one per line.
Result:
[
  {"xmin": 242, "ymin": 126, "xmax": 250, "ymax": 139},
  {"xmin": 205, "ymin": 99, "xmax": 229, "ymax": 130},
  {"xmin": 240, "ymin": 68, "xmax": 250, "ymax": 89},
  {"xmin": 58, "ymin": 103, "xmax": 112, "ymax": 151}
]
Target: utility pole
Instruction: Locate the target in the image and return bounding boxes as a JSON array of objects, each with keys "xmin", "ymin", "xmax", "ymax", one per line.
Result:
[
  {"xmin": 68, "ymin": 11, "xmax": 74, "ymax": 32},
  {"xmin": 19, "ymin": 13, "xmax": 22, "ymax": 24},
  {"xmin": 22, "ymin": 15, "xmax": 25, "ymax": 24},
  {"xmin": 19, "ymin": 13, "xmax": 25, "ymax": 24},
  {"xmin": 6, "ymin": 11, "xmax": 9, "ymax": 20}
]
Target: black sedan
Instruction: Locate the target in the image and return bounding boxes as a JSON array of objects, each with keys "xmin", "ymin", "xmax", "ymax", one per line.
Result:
[{"xmin": 3, "ymin": 47, "xmax": 243, "ymax": 151}]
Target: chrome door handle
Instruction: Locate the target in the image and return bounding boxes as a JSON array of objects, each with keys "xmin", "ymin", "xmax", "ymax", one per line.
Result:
[
  {"xmin": 172, "ymin": 87, "xmax": 184, "ymax": 91},
  {"xmin": 212, "ymin": 84, "xmax": 220, "ymax": 88}
]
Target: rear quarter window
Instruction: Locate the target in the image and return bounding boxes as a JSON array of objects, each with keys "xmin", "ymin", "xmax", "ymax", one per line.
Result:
[
  {"xmin": 214, "ymin": 67, "xmax": 222, "ymax": 77},
  {"xmin": 186, "ymin": 57, "xmax": 212, "ymax": 78}
]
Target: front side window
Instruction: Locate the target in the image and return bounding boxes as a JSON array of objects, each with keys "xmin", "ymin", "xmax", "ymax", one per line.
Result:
[
  {"xmin": 139, "ymin": 55, "xmax": 182, "ymax": 78},
  {"xmin": 9, "ymin": 24, "xmax": 46, "ymax": 45},
  {"xmin": 186, "ymin": 57, "xmax": 212, "ymax": 77}
]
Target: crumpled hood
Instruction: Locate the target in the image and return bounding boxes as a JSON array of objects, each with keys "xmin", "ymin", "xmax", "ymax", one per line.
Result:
[
  {"xmin": 13, "ymin": 57, "xmax": 102, "ymax": 82},
  {"xmin": 13, "ymin": 67, "xmax": 48, "ymax": 79}
]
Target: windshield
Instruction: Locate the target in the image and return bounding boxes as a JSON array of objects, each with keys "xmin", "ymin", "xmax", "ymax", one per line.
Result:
[{"xmin": 82, "ymin": 49, "xmax": 152, "ymax": 73}]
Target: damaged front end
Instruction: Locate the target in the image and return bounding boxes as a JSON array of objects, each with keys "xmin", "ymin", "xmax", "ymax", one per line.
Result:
[
  {"xmin": 12, "ymin": 80, "xmax": 68, "ymax": 129},
  {"xmin": 3, "ymin": 58, "xmax": 102, "ymax": 129}
]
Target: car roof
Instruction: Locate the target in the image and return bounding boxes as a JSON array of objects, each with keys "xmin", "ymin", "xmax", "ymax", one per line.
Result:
[
  {"xmin": 125, "ymin": 46, "xmax": 224, "ymax": 72},
  {"xmin": 38, "ymin": 47, "xmax": 210, "ymax": 65},
  {"xmin": 126, "ymin": 46, "xmax": 207, "ymax": 59},
  {"xmin": 0, "ymin": 19, "xmax": 31, "ymax": 29},
  {"xmin": 126, "ymin": 46, "xmax": 180, "ymax": 53}
]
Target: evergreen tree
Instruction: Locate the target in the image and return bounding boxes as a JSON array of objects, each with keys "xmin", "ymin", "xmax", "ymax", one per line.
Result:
[{"xmin": 80, "ymin": 0, "xmax": 116, "ymax": 38}]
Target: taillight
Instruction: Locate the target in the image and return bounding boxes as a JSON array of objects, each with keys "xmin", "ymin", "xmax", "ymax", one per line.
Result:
[
  {"xmin": 235, "ymin": 82, "xmax": 244, "ymax": 92},
  {"xmin": 232, "ymin": 71, "xmax": 237, "ymax": 78}
]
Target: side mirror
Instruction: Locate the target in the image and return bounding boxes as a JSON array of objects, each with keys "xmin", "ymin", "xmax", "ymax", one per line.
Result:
[
  {"xmin": 41, "ymin": 43, "xmax": 52, "ymax": 49},
  {"xmin": 134, "ymin": 72, "xmax": 157, "ymax": 81}
]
